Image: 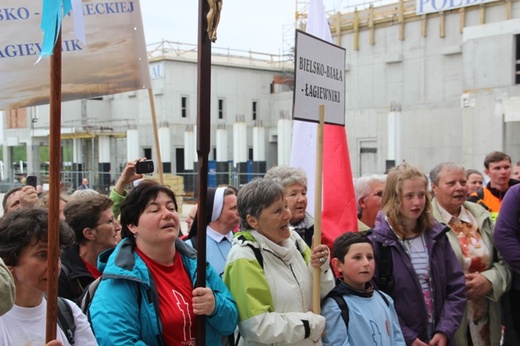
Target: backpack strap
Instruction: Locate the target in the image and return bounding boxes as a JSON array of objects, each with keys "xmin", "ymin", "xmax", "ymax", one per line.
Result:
[
  {"xmin": 330, "ymin": 295, "xmax": 350, "ymax": 330},
  {"xmin": 241, "ymin": 235, "xmax": 305, "ymax": 270},
  {"xmin": 375, "ymin": 290, "xmax": 390, "ymax": 307},
  {"xmin": 377, "ymin": 242, "xmax": 394, "ymax": 294},
  {"xmin": 57, "ymin": 297, "xmax": 76, "ymax": 345},
  {"xmin": 245, "ymin": 243, "xmax": 263, "ymax": 269}
]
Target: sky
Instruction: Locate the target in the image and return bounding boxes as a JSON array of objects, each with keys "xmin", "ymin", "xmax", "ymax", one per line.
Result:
[{"xmin": 140, "ymin": 0, "xmax": 350, "ymax": 55}]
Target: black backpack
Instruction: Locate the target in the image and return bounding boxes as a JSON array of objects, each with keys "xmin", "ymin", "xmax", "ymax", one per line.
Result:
[
  {"xmin": 376, "ymin": 242, "xmax": 394, "ymax": 295},
  {"xmin": 78, "ymin": 276, "xmax": 102, "ymax": 323},
  {"xmin": 55, "ymin": 296, "xmax": 76, "ymax": 345}
]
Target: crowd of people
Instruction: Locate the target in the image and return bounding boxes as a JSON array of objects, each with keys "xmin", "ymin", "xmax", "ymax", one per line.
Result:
[{"xmin": 0, "ymin": 150, "xmax": 519, "ymax": 345}]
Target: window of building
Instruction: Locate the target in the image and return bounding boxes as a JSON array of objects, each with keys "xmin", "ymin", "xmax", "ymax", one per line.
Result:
[
  {"xmin": 181, "ymin": 96, "xmax": 188, "ymax": 118},
  {"xmin": 143, "ymin": 148, "xmax": 152, "ymax": 160},
  {"xmin": 218, "ymin": 99, "xmax": 225, "ymax": 119},
  {"xmin": 515, "ymin": 35, "xmax": 520, "ymax": 84},
  {"xmin": 252, "ymin": 101, "xmax": 258, "ymax": 120}
]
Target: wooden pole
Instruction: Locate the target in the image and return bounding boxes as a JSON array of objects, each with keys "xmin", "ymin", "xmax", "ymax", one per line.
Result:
[
  {"xmin": 196, "ymin": 0, "xmax": 212, "ymax": 344},
  {"xmin": 46, "ymin": 30, "xmax": 62, "ymax": 343},
  {"xmin": 148, "ymin": 88, "xmax": 164, "ymax": 184},
  {"xmin": 312, "ymin": 105, "xmax": 325, "ymax": 314}
]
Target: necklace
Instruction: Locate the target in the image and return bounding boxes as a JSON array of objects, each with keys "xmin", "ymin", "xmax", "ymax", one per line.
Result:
[{"xmin": 215, "ymin": 239, "xmax": 230, "ymax": 262}]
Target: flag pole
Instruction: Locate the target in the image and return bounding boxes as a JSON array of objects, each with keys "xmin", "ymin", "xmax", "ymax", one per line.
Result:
[
  {"xmin": 195, "ymin": 0, "xmax": 213, "ymax": 343},
  {"xmin": 312, "ymin": 104, "xmax": 325, "ymax": 313},
  {"xmin": 148, "ymin": 89, "xmax": 164, "ymax": 184},
  {"xmin": 46, "ymin": 30, "xmax": 63, "ymax": 343}
]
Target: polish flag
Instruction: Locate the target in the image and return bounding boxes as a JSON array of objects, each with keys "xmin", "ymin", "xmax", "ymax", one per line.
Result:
[{"xmin": 290, "ymin": 0, "xmax": 358, "ymax": 249}]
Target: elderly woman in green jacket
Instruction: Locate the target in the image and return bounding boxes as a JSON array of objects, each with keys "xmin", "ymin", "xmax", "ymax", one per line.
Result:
[
  {"xmin": 224, "ymin": 178, "xmax": 334, "ymax": 345},
  {"xmin": 430, "ymin": 162, "xmax": 511, "ymax": 346}
]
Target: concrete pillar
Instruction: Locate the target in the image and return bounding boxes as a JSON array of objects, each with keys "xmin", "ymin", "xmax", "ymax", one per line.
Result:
[
  {"xmin": 233, "ymin": 115, "xmax": 247, "ymax": 164},
  {"xmin": 159, "ymin": 125, "xmax": 171, "ymax": 173},
  {"xmin": 126, "ymin": 128, "xmax": 139, "ymax": 161},
  {"xmin": 73, "ymin": 138, "xmax": 83, "ymax": 164},
  {"xmin": 216, "ymin": 124, "xmax": 228, "ymax": 162},
  {"xmin": 387, "ymin": 103, "xmax": 402, "ymax": 170},
  {"xmin": 98, "ymin": 135, "xmax": 111, "ymax": 192},
  {"xmin": 184, "ymin": 125, "xmax": 195, "ymax": 171},
  {"xmin": 277, "ymin": 118, "xmax": 292, "ymax": 165},
  {"xmin": 72, "ymin": 138, "xmax": 84, "ymax": 189},
  {"xmin": 253, "ymin": 122, "xmax": 265, "ymax": 161}
]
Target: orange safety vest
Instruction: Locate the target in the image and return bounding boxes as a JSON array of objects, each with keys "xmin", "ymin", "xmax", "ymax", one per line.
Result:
[{"xmin": 471, "ymin": 187, "xmax": 502, "ymax": 222}]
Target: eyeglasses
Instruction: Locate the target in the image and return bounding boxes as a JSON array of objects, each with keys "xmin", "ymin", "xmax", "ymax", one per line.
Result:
[
  {"xmin": 365, "ymin": 191, "xmax": 383, "ymax": 199},
  {"xmin": 96, "ymin": 218, "xmax": 116, "ymax": 227}
]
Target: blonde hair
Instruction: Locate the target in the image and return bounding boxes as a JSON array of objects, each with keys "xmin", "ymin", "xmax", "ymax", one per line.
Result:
[{"xmin": 382, "ymin": 163, "xmax": 435, "ymax": 236}]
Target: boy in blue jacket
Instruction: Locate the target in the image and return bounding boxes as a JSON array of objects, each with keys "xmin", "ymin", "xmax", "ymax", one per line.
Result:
[{"xmin": 321, "ymin": 232, "xmax": 405, "ymax": 346}]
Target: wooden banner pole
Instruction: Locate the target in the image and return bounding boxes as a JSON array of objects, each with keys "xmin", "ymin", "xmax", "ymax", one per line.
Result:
[
  {"xmin": 312, "ymin": 105, "xmax": 325, "ymax": 313},
  {"xmin": 45, "ymin": 30, "xmax": 63, "ymax": 343},
  {"xmin": 148, "ymin": 88, "xmax": 164, "ymax": 184}
]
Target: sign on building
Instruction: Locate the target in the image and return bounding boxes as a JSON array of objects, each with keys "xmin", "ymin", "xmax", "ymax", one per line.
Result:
[
  {"xmin": 416, "ymin": 0, "xmax": 499, "ymax": 15},
  {"xmin": 293, "ymin": 30, "xmax": 346, "ymax": 126}
]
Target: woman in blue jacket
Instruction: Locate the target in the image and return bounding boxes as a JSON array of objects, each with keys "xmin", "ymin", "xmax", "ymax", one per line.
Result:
[
  {"xmin": 89, "ymin": 180, "xmax": 238, "ymax": 345},
  {"xmin": 369, "ymin": 163, "xmax": 466, "ymax": 346}
]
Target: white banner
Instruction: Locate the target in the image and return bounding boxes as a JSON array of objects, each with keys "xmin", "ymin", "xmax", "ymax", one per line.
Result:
[
  {"xmin": 0, "ymin": 0, "xmax": 151, "ymax": 110},
  {"xmin": 293, "ymin": 30, "xmax": 346, "ymax": 125}
]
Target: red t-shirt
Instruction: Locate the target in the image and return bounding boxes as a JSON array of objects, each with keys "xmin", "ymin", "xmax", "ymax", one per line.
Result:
[
  {"xmin": 136, "ymin": 248, "xmax": 197, "ymax": 346},
  {"xmin": 80, "ymin": 257, "xmax": 101, "ymax": 279}
]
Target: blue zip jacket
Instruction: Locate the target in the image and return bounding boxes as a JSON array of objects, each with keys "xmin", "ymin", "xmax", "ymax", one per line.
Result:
[{"xmin": 90, "ymin": 238, "xmax": 238, "ymax": 345}]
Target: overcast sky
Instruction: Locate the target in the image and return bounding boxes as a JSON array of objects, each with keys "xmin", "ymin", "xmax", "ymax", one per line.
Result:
[{"xmin": 140, "ymin": 0, "xmax": 349, "ymax": 55}]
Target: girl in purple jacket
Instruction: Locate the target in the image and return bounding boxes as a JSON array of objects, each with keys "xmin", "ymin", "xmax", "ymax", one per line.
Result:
[{"xmin": 369, "ymin": 163, "xmax": 466, "ymax": 346}]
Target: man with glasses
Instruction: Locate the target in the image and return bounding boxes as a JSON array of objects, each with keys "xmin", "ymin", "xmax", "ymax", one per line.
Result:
[
  {"xmin": 59, "ymin": 194, "xmax": 115, "ymax": 301},
  {"xmin": 354, "ymin": 174, "xmax": 387, "ymax": 232}
]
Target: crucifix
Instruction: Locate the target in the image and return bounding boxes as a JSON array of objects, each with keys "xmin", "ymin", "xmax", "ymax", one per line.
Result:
[{"xmin": 195, "ymin": 0, "xmax": 222, "ymax": 344}]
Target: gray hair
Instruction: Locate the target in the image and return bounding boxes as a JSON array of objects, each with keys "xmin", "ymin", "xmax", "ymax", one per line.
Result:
[
  {"xmin": 69, "ymin": 188, "xmax": 99, "ymax": 201},
  {"xmin": 264, "ymin": 165, "xmax": 307, "ymax": 188},
  {"xmin": 429, "ymin": 162, "xmax": 465, "ymax": 185},
  {"xmin": 237, "ymin": 178, "xmax": 286, "ymax": 229},
  {"xmin": 354, "ymin": 174, "xmax": 387, "ymax": 215}
]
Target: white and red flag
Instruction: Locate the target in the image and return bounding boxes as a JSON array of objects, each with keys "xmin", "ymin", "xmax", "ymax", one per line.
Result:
[{"xmin": 290, "ymin": 0, "xmax": 358, "ymax": 249}]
